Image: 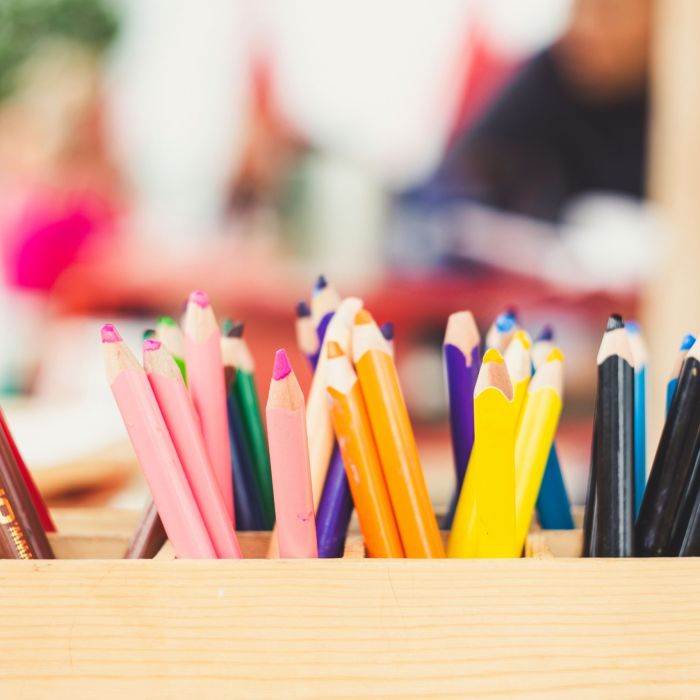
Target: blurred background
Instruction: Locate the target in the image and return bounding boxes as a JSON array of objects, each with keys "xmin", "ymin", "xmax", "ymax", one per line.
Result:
[{"xmin": 0, "ymin": 0, "xmax": 689, "ymax": 515}]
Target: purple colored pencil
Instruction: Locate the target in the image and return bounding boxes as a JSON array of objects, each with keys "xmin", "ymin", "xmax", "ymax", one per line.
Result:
[
  {"xmin": 308, "ymin": 275, "xmax": 354, "ymax": 557},
  {"xmin": 443, "ymin": 311, "xmax": 481, "ymax": 528},
  {"xmin": 315, "ymin": 445, "xmax": 355, "ymax": 557}
]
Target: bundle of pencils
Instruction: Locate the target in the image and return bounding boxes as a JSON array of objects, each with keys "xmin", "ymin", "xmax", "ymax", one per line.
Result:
[{"xmin": 444, "ymin": 308, "xmax": 570, "ymax": 557}]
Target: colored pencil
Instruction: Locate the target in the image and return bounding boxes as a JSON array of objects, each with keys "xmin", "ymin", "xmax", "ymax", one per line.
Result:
[
  {"xmin": 448, "ymin": 349, "xmax": 517, "ymax": 558},
  {"xmin": 156, "ymin": 315, "xmax": 186, "ymax": 381},
  {"xmin": 315, "ymin": 446, "xmax": 354, "ymax": 557},
  {"xmin": 222, "ymin": 322, "xmax": 275, "ymax": 529},
  {"xmin": 379, "ymin": 321, "xmax": 395, "ymax": 354},
  {"xmin": 326, "ymin": 341, "xmax": 404, "ymax": 557},
  {"xmin": 124, "ymin": 498, "xmax": 166, "ymax": 559},
  {"xmin": 0, "ymin": 415, "xmax": 54, "ymax": 559},
  {"xmin": 309, "ymin": 278, "xmax": 354, "ymax": 557},
  {"xmin": 585, "ymin": 315, "xmax": 634, "ymax": 557},
  {"xmin": 637, "ymin": 335, "xmax": 700, "ymax": 555},
  {"xmin": 514, "ymin": 348, "xmax": 564, "ymax": 553},
  {"xmin": 295, "ymin": 301, "xmax": 318, "ymax": 367},
  {"xmin": 0, "ymin": 407, "xmax": 55, "ymax": 533},
  {"xmin": 625, "ymin": 321, "xmax": 647, "ymax": 517},
  {"xmin": 530, "ymin": 324, "xmax": 554, "ymax": 369},
  {"xmin": 666, "ymin": 333, "xmax": 695, "ymax": 415},
  {"xmin": 531, "ymin": 328, "xmax": 574, "ymax": 531},
  {"xmin": 442, "ymin": 311, "xmax": 480, "ymax": 530},
  {"xmin": 183, "ymin": 290, "xmax": 234, "ymax": 522},
  {"xmin": 311, "ymin": 275, "xmax": 341, "ymax": 355},
  {"xmin": 101, "ymin": 324, "xmax": 215, "ymax": 558},
  {"xmin": 266, "ymin": 349, "xmax": 317, "ymax": 558},
  {"xmin": 504, "ymin": 329, "xmax": 532, "ymax": 420},
  {"xmin": 221, "ymin": 329, "xmax": 268, "ymax": 531},
  {"xmin": 485, "ymin": 310, "xmax": 517, "ymax": 352},
  {"xmin": 144, "ymin": 339, "xmax": 241, "ymax": 557},
  {"xmin": 353, "ymin": 310, "xmax": 444, "ymax": 558}
]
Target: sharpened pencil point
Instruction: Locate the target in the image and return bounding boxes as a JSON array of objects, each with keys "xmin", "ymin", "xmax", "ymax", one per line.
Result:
[
  {"xmin": 483, "ymin": 348, "xmax": 504, "ymax": 364},
  {"xmin": 100, "ymin": 324, "xmax": 122, "ymax": 343},
  {"xmin": 354, "ymin": 309, "xmax": 374, "ymax": 325},
  {"xmin": 545, "ymin": 348, "xmax": 565, "ymax": 363},
  {"xmin": 273, "ymin": 349, "xmax": 292, "ymax": 380},
  {"xmin": 512, "ymin": 329, "xmax": 531, "ymax": 349},
  {"xmin": 296, "ymin": 300, "xmax": 311, "ymax": 318},
  {"xmin": 226, "ymin": 320, "xmax": 244, "ymax": 338},
  {"xmin": 157, "ymin": 315, "xmax": 177, "ymax": 327},
  {"xmin": 535, "ymin": 325, "xmax": 554, "ymax": 342},
  {"xmin": 380, "ymin": 321, "xmax": 395, "ymax": 341},
  {"xmin": 313, "ymin": 275, "xmax": 328, "ymax": 293},
  {"xmin": 606, "ymin": 314, "xmax": 625, "ymax": 331},
  {"xmin": 495, "ymin": 313, "xmax": 516, "ymax": 333},
  {"xmin": 327, "ymin": 341, "xmax": 344, "ymax": 359},
  {"xmin": 681, "ymin": 333, "xmax": 696, "ymax": 351},
  {"xmin": 143, "ymin": 339, "xmax": 162, "ymax": 352},
  {"xmin": 189, "ymin": 290, "xmax": 210, "ymax": 309},
  {"xmin": 143, "ymin": 328, "xmax": 156, "ymax": 341},
  {"xmin": 505, "ymin": 306, "xmax": 518, "ymax": 321}
]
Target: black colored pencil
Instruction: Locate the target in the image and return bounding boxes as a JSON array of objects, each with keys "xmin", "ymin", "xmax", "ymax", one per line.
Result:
[
  {"xmin": 636, "ymin": 336, "xmax": 700, "ymax": 556},
  {"xmin": 586, "ymin": 315, "xmax": 634, "ymax": 557}
]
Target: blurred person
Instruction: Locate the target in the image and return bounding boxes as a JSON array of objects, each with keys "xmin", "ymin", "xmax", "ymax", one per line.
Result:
[{"xmin": 425, "ymin": 0, "xmax": 651, "ymax": 222}]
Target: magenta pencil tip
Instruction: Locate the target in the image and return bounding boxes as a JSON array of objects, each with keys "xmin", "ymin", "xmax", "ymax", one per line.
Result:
[
  {"xmin": 188, "ymin": 289, "xmax": 210, "ymax": 308},
  {"xmin": 100, "ymin": 324, "xmax": 122, "ymax": 343},
  {"xmin": 273, "ymin": 348, "xmax": 292, "ymax": 380},
  {"xmin": 143, "ymin": 339, "xmax": 162, "ymax": 352}
]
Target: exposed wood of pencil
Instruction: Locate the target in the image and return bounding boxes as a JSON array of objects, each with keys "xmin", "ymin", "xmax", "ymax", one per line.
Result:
[{"xmin": 444, "ymin": 311, "xmax": 480, "ymax": 358}]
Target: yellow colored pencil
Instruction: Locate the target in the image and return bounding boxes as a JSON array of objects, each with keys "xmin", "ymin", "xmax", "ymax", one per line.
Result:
[
  {"xmin": 504, "ymin": 329, "xmax": 532, "ymax": 422},
  {"xmin": 353, "ymin": 310, "xmax": 444, "ymax": 558},
  {"xmin": 514, "ymin": 348, "xmax": 564, "ymax": 552},
  {"xmin": 448, "ymin": 349, "xmax": 518, "ymax": 558}
]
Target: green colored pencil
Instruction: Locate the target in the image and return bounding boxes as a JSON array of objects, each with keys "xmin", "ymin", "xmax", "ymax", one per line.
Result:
[
  {"xmin": 222, "ymin": 321, "xmax": 275, "ymax": 528},
  {"xmin": 156, "ymin": 315, "xmax": 187, "ymax": 383}
]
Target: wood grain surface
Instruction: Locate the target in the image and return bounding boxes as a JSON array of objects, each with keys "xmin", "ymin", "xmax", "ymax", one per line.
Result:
[{"xmin": 1, "ymin": 555, "xmax": 699, "ymax": 698}]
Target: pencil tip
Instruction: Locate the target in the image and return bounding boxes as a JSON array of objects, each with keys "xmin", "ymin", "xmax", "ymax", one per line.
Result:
[
  {"xmin": 483, "ymin": 348, "xmax": 504, "ymax": 364},
  {"xmin": 226, "ymin": 320, "xmax": 244, "ymax": 338},
  {"xmin": 273, "ymin": 349, "xmax": 292, "ymax": 380},
  {"xmin": 545, "ymin": 348, "xmax": 565, "ymax": 363},
  {"xmin": 535, "ymin": 324, "xmax": 554, "ymax": 342},
  {"xmin": 380, "ymin": 321, "xmax": 394, "ymax": 341},
  {"xmin": 188, "ymin": 290, "xmax": 210, "ymax": 309},
  {"xmin": 313, "ymin": 275, "xmax": 328, "ymax": 293},
  {"xmin": 143, "ymin": 339, "xmax": 162, "ymax": 352},
  {"xmin": 143, "ymin": 328, "xmax": 156, "ymax": 341},
  {"xmin": 681, "ymin": 333, "xmax": 697, "ymax": 351},
  {"xmin": 606, "ymin": 314, "xmax": 625, "ymax": 331},
  {"xmin": 495, "ymin": 312, "xmax": 516, "ymax": 333},
  {"xmin": 354, "ymin": 309, "xmax": 374, "ymax": 326},
  {"xmin": 505, "ymin": 306, "xmax": 518, "ymax": 321},
  {"xmin": 100, "ymin": 324, "xmax": 122, "ymax": 343},
  {"xmin": 327, "ymin": 341, "xmax": 344, "ymax": 359},
  {"xmin": 296, "ymin": 300, "xmax": 311, "ymax": 318},
  {"xmin": 157, "ymin": 315, "xmax": 177, "ymax": 327},
  {"xmin": 512, "ymin": 329, "xmax": 531, "ymax": 349}
]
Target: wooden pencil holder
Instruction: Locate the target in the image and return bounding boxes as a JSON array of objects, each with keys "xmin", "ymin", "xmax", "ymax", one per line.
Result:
[{"xmin": 2, "ymin": 510, "xmax": 698, "ymax": 698}]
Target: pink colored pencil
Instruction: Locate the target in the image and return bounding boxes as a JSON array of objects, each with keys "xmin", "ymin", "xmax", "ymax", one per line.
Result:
[
  {"xmin": 143, "ymin": 339, "xmax": 242, "ymax": 559},
  {"xmin": 182, "ymin": 290, "xmax": 235, "ymax": 522},
  {"xmin": 266, "ymin": 349, "xmax": 317, "ymax": 558},
  {"xmin": 101, "ymin": 324, "xmax": 215, "ymax": 559}
]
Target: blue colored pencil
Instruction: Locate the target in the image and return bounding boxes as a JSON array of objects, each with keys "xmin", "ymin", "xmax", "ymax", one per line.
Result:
[
  {"xmin": 626, "ymin": 321, "xmax": 647, "ymax": 517},
  {"xmin": 532, "ymin": 326, "xmax": 574, "ymax": 530}
]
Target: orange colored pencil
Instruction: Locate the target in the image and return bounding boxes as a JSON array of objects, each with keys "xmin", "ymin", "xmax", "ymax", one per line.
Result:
[
  {"xmin": 352, "ymin": 310, "xmax": 444, "ymax": 558},
  {"xmin": 326, "ymin": 341, "xmax": 404, "ymax": 558}
]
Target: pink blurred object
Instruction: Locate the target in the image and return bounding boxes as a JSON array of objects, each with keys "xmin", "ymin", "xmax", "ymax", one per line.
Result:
[{"xmin": 3, "ymin": 186, "xmax": 115, "ymax": 292}]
